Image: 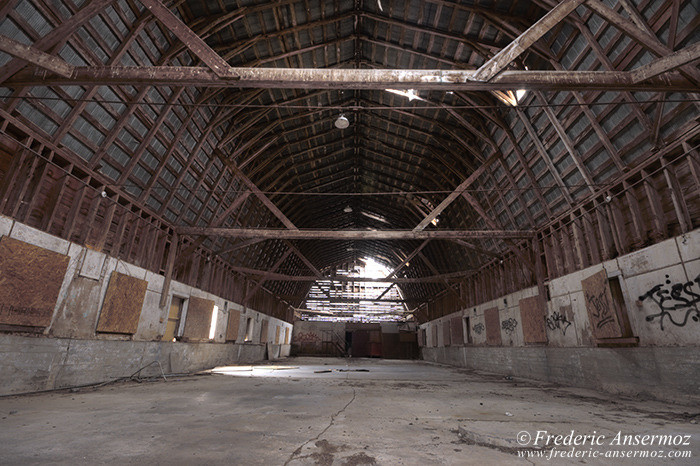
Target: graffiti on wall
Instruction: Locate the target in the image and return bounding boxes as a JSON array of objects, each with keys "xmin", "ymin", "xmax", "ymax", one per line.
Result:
[
  {"xmin": 473, "ymin": 323, "xmax": 484, "ymax": 335},
  {"xmin": 501, "ymin": 318, "xmax": 518, "ymax": 335},
  {"xmin": 585, "ymin": 289, "xmax": 616, "ymax": 330},
  {"xmin": 638, "ymin": 273, "xmax": 700, "ymax": 330},
  {"xmin": 545, "ymin": 311, "xmax": 572, "ymax": 335},
  {"xmin": 295, "ymin": 331, "xmax": 320, "ymax": 344}
]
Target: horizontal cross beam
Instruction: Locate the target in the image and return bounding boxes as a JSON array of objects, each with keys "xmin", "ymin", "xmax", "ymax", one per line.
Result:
[
  {"xmin": 228, "ymin": 265, "xmax": 473, "ymax": 283},
  {"xmin": 175, "ymin": 227, "xmax": 534, "ymax": 240},
  {"xmin": 6, "ymin": 67, "xmax": 695, "ymax": 91}
]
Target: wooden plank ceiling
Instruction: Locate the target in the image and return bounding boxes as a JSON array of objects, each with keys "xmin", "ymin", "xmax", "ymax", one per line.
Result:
[{"xmin": 0, "ymin": 0, "xmax": 697, "ymax": 321}]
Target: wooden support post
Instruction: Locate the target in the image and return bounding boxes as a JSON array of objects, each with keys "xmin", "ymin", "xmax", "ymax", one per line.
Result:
[
  {"xmin": 10, "ymin": 155, "xmax": 40, "ymax": 219},
  {"xmin": 533, "ymin": 235, "xmax": 548, "ymax": 321},
  {"xmin": 570, "ymin": 213, "xmax": 588, "ymax": 269},
  {"xmin": 93, "ymin": 198, "xmax": 117, "ymax": 252},
  {"xmin": 641, "ymin": 169, "xmax": 666, "ymax": 240},
  {"xmin": 0, "ymin": 145, "xmax": 28, "ymax": 213},
  {"xmin": 20, "ymin": 156, "xmax": 51, "ymax": 223},
  {"xmin": 622, "ymin": 180, "xmax": 646, "ymax": 245},
  {"xmin": 160, "ymin": 232, "xmax": 179, "ymax": 308},
  {"xmin": 111, "ymin": 209, "xmax": 130, "ymax": 258},
  {"xmin": 81, "ymin": 187, "xmax": 105, "ymax": 246},
  {"xmin": 594, "ymin": 201, "xmax": 614, "ymax": 260},
  {"xmin": 40, "ymin": 173, "xmax": 69, "ymax": 232},
  {"xmin": 581, "ymin": 211, "xmax": 601, "ymax": 264},
  {"xmin": 62, "ymin": 182, "xmax": 88, "ymax": 242},
  {"xmin": 661, "ymin": 158, "xmax": 692, "ymax": 233}
]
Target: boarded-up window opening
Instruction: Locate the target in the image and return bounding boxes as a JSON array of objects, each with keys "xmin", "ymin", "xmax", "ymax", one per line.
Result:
[
  {"xmin": 244, "ymin": 317, "xmax": 253, "ymax": 342},
  {"xmin": 463, "ymin": 316, "xmax": 473, "ymax": 344},
  {"xmin": 162, "ymin": 296, "xmax": 185, "ymax": 341}
]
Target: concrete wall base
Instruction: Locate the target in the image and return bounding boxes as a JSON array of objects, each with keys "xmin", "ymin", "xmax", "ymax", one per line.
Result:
[
  {"xmin": 0, "ymin": 334, "xmax": 266, "ymax": 395},
  {"xmin": 421, "ymin": 346, "xmax": 700, "ymax": 405}
]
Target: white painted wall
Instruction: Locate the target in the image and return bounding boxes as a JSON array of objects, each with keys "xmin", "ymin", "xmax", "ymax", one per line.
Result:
[{"xmin": 421, "ymin": 228, "xmax": 700, "ymax": 348}]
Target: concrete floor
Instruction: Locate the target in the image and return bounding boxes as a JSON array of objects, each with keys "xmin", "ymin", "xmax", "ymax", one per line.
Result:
[{"xmin": 0, "ymin": 357, "xmax": 698, "ymax": 465}]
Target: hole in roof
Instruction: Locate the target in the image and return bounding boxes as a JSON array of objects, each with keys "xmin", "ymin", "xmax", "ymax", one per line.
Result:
[{"xmin": 300, "ymin": 258, "xmax": 410, "ymax": 323}]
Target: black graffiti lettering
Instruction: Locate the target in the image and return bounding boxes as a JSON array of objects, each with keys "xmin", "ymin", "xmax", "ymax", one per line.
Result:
[
  {"xmin": 585, "ymin": 290, "xmax": 615, "ymax": 329},
  {"xmin": 639, "ymin": 273, "xmax": 700, "ymax": 330},
  {"xmin": 545, "ymin": 311, "xmax": 572, "ymax": 335},
  {"xmin": 501, "ymin": 318, "xmax": 518, "ymax": 335},
  {"xmin": 473, "ymin": 323, "xmax": 484, "ymax": 335}
]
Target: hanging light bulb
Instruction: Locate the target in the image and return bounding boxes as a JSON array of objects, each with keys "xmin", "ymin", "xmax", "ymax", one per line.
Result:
[
  {"xmin": 343, "ymin": 205, "xmax": 353, "ymax": 213},
  {"xmin": 335, "ymin": 114, "xmax": 350, "ymax": 129}
]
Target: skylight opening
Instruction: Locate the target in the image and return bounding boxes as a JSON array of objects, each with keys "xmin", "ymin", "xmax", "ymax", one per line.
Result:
[
  {"xmin": 301, "ymin": 258, "xmax": 410, "ymax": 323},
  {"xmin": 492, "ymin": 89, "xmax": 527, "ymax": 107},
  {"xmin": 385, "ymin": 89, "xmax": 426, "ymax": 102}
]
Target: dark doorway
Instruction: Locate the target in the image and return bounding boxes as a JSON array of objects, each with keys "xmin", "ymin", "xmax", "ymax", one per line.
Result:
[{"xmin": 345, "ymin": 331, "xmax": 353, "ymax": 357}]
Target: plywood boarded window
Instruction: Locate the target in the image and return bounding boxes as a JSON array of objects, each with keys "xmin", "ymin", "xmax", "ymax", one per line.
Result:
[
  {"xmin": 182, "ymin": 296, "xmax": 215, "ymax": 341},
  {"xmin": 520, "ymin": 296, "xmax": 547, "ymax": 344},
  {"xmin": 450, "ymin": 316, "xmax": 463, "ymax": 346},
  {"xmin": 431, "ymin": 325, "xmax": 438, "ymax": 347},
  {"xmin": 484, "ymin": 307, "xmax": 502, "ymax": 346},
  {"xmin": 96, "ymin": 272, "xmax": 148, "ymax": 334},
  {"xmin": 581, "ymin": 270, "xmax": 623, "ymax": 339},
  {"xmin": 441, "ymin": 320, "xmax": 451, "ymax": 347},
  {"xmin": 260, "ymin": 319, "xmax": 268, "ymax": 343},
  {"xmin": 284, "ymin": 327, "xmax": 290, "ymax": 344},
  {"xmin": 274, "ymin": 325, "xmax": 281, "ymax": 344},
  {"xmin": 162, "ymin": 296, "xmax": 184, "ymax": 341},
  {"xmin": 225, "ymin": 309, "xmax": 241, "ymax": 342},
  {"xmin": 0, "ymin": 237, "xmax": 69, "ymax": 330}
]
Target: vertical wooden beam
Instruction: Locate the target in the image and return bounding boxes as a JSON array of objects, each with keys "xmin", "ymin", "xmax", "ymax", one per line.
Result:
[
  {"xmin": 622, "ymin": 180, "xmax": 646, "ymax": 245},
  {"xmin": 62, "ymin": 182, "xmax": 88, "ymax": 242},
  {"xmin": 93, "ymin": 198, "xmax": 117, "ymax": 252},
  {"xmin": 661, "ymin": 157, "xmax": 692, "ymax": 233},
  {"xmin": 570, "ymin": 212, "xmax": 588, "ymax": 268},
  {"xmin": 581, "ymin": 211, "xmax": 601, "ymax": 264},
  {"xmin": 40, "ymin": 173, "xmax": 69, "ymax": 232},
  {"xmin": 594, "ymin": 200, "xmax": 614, "ymax": 260},
  {"xmin": 641, "ymin": 169, "xmax": 666, "ymax": 240},
  {"xmin": 160, "ymin": 233, "xmax": 179, "ymax": 308}
]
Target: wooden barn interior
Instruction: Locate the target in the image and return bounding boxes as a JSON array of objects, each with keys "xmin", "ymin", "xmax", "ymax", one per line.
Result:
[{"xmin": 0, "ymin": 0, "xmax": 699, "ymax": 463}]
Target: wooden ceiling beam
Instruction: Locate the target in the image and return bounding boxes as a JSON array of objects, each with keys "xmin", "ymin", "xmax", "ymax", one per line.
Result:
[
  {"xmin": 174, "ymin": 227, "xmax": 534, "ymax": 240},
  {"xmin": 471, "ymin": 0, "xmax": 585, "ymax": 82},
  {"xmin": 6, "ymin": 66, "xmax": 694, "ymax": 91}
]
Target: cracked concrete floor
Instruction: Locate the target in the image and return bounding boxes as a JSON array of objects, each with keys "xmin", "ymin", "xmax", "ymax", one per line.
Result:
[{"xmin": 0, "ymin": 357, "xmax": 698, "ymax": 465}]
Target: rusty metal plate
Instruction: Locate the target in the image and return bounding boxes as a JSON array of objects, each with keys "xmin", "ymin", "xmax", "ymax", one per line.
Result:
[
  {"xmin": 581, "ymin": 270, "xmax": 622, "ymax": 339},
  {"xmin": 96, "ymin": 271, "xmax": 148, "ymax": 334},
  {"xmin": 182, "ymin": 296, "xmax": 214, "ymax": 341},
  {"xmin": 0, "ymin": 237, "xmax": 69, "ymax": 328},
  {"xmin": 484, "ymin": 307, "xmax": 502, "ymax": 346},
  {"xmin": 520, "ymin": 296, "xmax": 547, "ymax": 344}
]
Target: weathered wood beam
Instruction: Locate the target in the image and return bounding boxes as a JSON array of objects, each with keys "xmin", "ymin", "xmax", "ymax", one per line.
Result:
[
  {"xmin": 585, "ymin": 0, "xmax": 700, "ymax": 85},
  {"xmin": 216, "ymin": 152, "xmax": 298, "ymax": 231},
  {"xmin": 471, "ymin": 0, "xmax": 584, "ymax": 82},
  {"xmin": 228, "ymin": 266, "xmax": 473, "ymax": 283},
  {"xmin": 0, "ymin": 35, "xmax": 74, "ymax": 81},
  {"xmin": 174, "ymin": 228, "xmax": 534, "ymax": 240},
  {"xmin": 414, "ymin": 155, "xmax": 496, "ymax": 231},
  {"xmin": 174, "ymin": 190, "xmax": 251, "ymax": 270},
  {"xmin": 243, "ymin": 248, "xmax": 293, "ymax": 304},
  {"xmin": 386, "ymin": 239, "xmax": 431, "ymax": 278},
  {"xmin": 139, "ymin": 0, "xmax": 234, "ymax": 78},
  {"xmin": 6, "ymin": 67, "xmax": 695, "ymax": 91},
  {"xmin": 631, "ymin": 41, "xmax": 700, "ymax": 84},
  {"xmin": 0, "ymin": 0, "xmax": 114, "ymax": 83}
]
